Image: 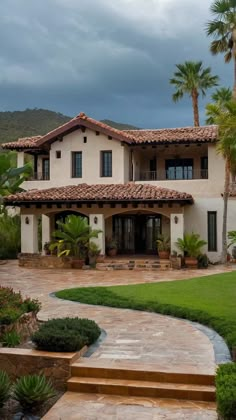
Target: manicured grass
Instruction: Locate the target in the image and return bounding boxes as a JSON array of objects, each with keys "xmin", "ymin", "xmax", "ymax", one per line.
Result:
[{"xmin": 55, "ymin": 272, "xmax": 236, "ymax": 353}]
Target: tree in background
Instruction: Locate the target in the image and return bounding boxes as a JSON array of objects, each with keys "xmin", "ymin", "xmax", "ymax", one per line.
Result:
[
  {"xmin": 206, "ymin": 0, "xmax": 236, "ymax": 99},
  {"xmin": 170, "ymin": 61, "xmax": 218, "ymax": 126},
  {"xmin": 206, "ymin": 87, "xmax": 232, "ymax": 123},
  {"xmin": 213, "ymin": 101, "xmax": 236, "ymax": 263}
]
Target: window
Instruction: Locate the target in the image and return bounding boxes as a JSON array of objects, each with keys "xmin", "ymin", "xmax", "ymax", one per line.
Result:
[
  {"xmin": 56, "ymin": 151, "xmax": 61, "ymax": 159},
  {"xmin": 72, "ymin": 152, "xmax": 82, "ymax": 178},
  {"xmin": 83, "ymin": 137, "xmax": 87, "ymax": 143},
  {"xmin": 208, "ymin": 211, "xmax": 217, "ymax": 251},
  {"xmin": 165, "ymin": 159, "xmax": 193, "ymax": 180},
  {"xmin": 201, "ymin": 157, "xmax": 208, "ymax": 179},
  {"xmin": 42, "ymin": 158, "xmax": 50, "ymax": 180},
  {"xmin": 101, "ymin": 151, "xmax": 112, "ymax": 177}
]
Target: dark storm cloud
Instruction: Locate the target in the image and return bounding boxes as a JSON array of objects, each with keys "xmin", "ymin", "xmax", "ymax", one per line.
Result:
[{"xmin": 0, "ymin": 0, "xmax": 233, "ymax": 127}]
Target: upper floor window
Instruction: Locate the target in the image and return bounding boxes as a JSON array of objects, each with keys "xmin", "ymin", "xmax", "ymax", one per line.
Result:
[
  {"xmin": 101, "ymin": 151, "xmax": 112, "ymax": 177},
  {"xmin": 72, "ymin": 152, "xmax": 82, "ymax": 178},
  {"xmin": 165, "ymin": 158, "xmax": 193, "ymax": 180},
  {"xmin": 42, "ymin": 158, "xmax": 50, "ymax": 180}
]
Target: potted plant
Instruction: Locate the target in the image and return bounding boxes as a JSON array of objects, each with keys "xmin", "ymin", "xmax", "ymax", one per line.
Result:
[
  {"xmin": 156, "ymin": 235, "xmax": 170, "ymax": 259},
  {"xmin": 106, "ymin": 238, "xmax": 118, "ymax": 257},
  {"xmin": 176, "ymin": 233, "xmax": 207, "ymax": 268},
  {"xmin": 88, "ymin": 242, "xmax": 101, "ymax": 267},
  {"xmin": 43, "ymin": 242, "xmax": 51, "ymax": 256},
  {"xmin": 51, "ymin": 215, "xmax": 102, "ymax": 269}
]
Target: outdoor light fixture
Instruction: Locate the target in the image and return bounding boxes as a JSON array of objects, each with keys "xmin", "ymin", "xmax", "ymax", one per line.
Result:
[
  {"xmin": 94, "ymin": 216, "xmax": 98, "ymax": 224},
  {"xmin": 174, "ymin": 216, "xmax": 178, "ymax": 224},
  {"xmin": 25, "ymin": 217, "xmax": 30, "ymax": 225}
]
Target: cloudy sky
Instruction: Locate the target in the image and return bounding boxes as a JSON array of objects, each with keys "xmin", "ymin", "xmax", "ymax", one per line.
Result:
[{"xmin": 0, "ymin": 0, "xmax": 232, "ymax": 127}]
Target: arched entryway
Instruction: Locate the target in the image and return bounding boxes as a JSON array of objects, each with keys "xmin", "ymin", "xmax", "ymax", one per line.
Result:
[{"xmin": 108, "ymin": 211, "xmax": 170, "ymax": 255}]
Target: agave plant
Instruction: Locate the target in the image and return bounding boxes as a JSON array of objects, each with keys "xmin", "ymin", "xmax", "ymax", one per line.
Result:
[
  {"xmin": 0, "ymin": 370, "xmax": 11, "ymax": 408},
  {"xmin": 176, "ymin": 233, "xmax": 207, "ymax": 258},
  {"xmin": 13, "ymin": 374, "xmax": 56, "ymax": 410}
]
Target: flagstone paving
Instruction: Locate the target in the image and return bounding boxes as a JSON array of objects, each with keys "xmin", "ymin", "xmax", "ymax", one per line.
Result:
[{"xmin": 0, "ymin": 261, "xmax": 230, "ymax": 419}]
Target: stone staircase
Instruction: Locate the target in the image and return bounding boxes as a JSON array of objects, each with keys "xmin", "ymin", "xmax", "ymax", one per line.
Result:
[
  {"xmin": 96, "ymin": 258, "xmax": 171, "ymax": 271},
  {"xmin": 67, "ymin": 360, "xmax": 215, "ymax": 403}
]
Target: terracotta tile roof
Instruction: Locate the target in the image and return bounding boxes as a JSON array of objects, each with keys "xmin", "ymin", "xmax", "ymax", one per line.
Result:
[
  {"xmin": 1, "ymin": 136, "xmax": 42, "ymax": 150},
  {"xmin": 1, "ymin": 113, "xmax": 218, "ymax": 151},
  {"xmin": 125, "ymin": 125, "xmax": 218, "ymax": 144},
  {"xmin": 36, "ymin": 112, "xmax": 133, "ymax": 147},
  {"xmin": 4, "ymin": 183, "xmax": 193, "ymax": 204}
]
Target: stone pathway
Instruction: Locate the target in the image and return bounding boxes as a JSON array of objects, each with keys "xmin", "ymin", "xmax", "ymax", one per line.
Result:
[{"xmin": 0, "ymin": 261, "xmax": 229, "ymax": 419}]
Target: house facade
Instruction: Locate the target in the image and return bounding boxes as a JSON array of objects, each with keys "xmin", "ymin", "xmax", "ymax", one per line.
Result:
[{"xmin": 3, "ymin": 112, "xmax": 236, "ymax": 262}]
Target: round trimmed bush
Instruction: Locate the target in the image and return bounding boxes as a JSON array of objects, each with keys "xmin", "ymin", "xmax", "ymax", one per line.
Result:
[{"xmin": 31, "ymin": 317, "xmax": 100, "ymax": 352}]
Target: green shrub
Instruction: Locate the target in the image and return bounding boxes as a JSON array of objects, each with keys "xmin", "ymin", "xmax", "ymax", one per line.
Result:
[
  {"xmin": 0, "ymin": 287, "xmax": 41, "ymax": 327},
  {"xmin": 216, "ymin": 363, "xmax": 236, "ymax": 420},
  {"xmin": 0, "ymin": 213, "xmax": 20, "ymax": 259},
  {"xmin": 22, "ymin": 298, "xmax": 41, "ymax": 313},
  {"xmin": 0, "ymin": 370, "xmax": 11, "ymax": 408},
  {"xmin": 31, "ymin": 317, "xmax": 100, "ymax": 352},
  {"xmin": 0, "ymin": 308, "xmax": 22, "ymax": 325},
  {"xmin": 14, "ymin": 374, "xmax": 55, "ymax": 410},
  {"xmin": 1, "ymin": 330, "xmax": 21, "ymax": 347}
]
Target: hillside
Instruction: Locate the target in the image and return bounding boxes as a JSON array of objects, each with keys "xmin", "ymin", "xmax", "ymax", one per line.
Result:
[{"xmin": 0, "ymin": 109, "xmax": 139, "ymax": 144}]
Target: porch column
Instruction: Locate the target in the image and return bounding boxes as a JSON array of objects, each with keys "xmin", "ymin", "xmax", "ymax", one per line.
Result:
[
  {"xmin": 42, "ymin": 215, "xmax": 51, "ymax": 254},
  {"xmin": 170, "ymin": 213, "xmax": 184, "ymax": 254},
  {"xmin": 21, "ymin": 214, "xmax": 39, "ymax": 253},
  {"xmin": 89, "ymin": 214, "xmax": 105, "ymax": 255},
  {"xmin": 17, "ymin": 152, "xmax": 24, "ymax": 168}
]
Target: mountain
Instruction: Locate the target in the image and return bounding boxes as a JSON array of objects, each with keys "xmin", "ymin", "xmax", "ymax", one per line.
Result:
[
  {"xmin": 0, "ymin": 109, "xmax": 139, "ymax": 144},
  {"xmin": 101, "ymin": 119, "xmax": 139, "ymax": 130}
]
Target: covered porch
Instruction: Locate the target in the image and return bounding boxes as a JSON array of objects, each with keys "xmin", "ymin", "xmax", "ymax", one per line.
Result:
[{"xmin": 4, "ymin": 183, "xmax": 193, "ymax": 259}]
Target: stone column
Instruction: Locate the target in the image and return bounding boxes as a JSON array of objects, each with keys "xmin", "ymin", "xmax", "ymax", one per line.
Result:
[
  {"xmin": 170, "ymin": 213, "xmax": 184, "ymax": 254},
  {"xmin": 17, "ymin": 152, "xmax": 25, "ymax": 168},
  {"xmin": 42, "ymin": 215, "xmax": 51, "ymax": 254},
  {"xmin": 21, "ymin": 214, "xmax": 39, "ymax": 253},
  {"xmin": 89, "ymin": 214, "xmax": 105, "ymax": 255}
]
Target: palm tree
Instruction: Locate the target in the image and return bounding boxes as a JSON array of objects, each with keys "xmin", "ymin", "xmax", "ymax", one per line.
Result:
[
  {"xmin": 170, "ymin": 61, "xmax": 219, "ymax": 126},
  {"xmin": 0, "ymin": 153, "xmax": 32, "ymax": 199},
  {"xmin": 206, "ymin": 0, "xmax": 236, "ymax": 99},
  {"xmin": 206, "ymin": 87, "xmax": 232, "ymax": 123},
  {"xmin": 214, "ymin": 100, "xmax": 236, "ymax": 263}
]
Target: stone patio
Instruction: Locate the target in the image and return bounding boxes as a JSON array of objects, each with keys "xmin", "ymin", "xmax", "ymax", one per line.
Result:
[{"xmin": 0, "ymin": 261, "xmax": 230, "ymax": 419}]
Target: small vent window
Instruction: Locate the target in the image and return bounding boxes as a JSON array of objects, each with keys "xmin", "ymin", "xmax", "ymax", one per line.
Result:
[
  {"xmin": 56, "ymin": 151, "xmax": 61, "ymax": 159},
  {"xmin": 83, "ymin": 137, "xmax": 87, "ymax": 143}
]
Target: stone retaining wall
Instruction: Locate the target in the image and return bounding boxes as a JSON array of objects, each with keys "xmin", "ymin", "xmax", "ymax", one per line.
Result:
[
  {"xmin": 0, "ymin": 346, "xmax": 87, "ymax": 390},
  {"xmin": 18, "ymin": 254, "xmax": 73, "ymax": 269}
]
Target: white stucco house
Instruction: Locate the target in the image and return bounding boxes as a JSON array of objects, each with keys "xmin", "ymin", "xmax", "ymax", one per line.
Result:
[{"xmin": 2, "ymin": 112, "xmax": 236, "ymax": 262}]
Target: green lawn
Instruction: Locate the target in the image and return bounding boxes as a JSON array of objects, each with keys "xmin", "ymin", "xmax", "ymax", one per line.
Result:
[{"xmin": 55, "ymin": 272, "xmax": 236, "ymax": 352}]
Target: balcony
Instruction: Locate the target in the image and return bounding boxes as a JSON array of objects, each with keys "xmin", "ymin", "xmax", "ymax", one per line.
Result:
[
  {"xmin": 137, "ymin": 169, "xmax": 208, "ymax": 181},
  {"xmin": 29, "ymin": 172, "xmax": 50, "ymax": 181}
]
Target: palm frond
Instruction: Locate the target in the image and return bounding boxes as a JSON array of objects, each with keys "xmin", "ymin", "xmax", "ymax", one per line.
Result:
[
  {"xmin": 210, "ymin": 0, "xmax": 232, "ymax": 15},
  {"xmin": 224, "ymin": 50, "xmax": 232, "ymax": 62}
]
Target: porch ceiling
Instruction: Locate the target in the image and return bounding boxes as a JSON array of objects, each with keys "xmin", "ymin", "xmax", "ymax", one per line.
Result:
[{"xmin": 4, "ymin": 183, "xmax": 193, "ymax": 206}]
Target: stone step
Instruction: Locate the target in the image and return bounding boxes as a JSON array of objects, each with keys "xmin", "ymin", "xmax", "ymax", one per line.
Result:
[
  {"xmin": 96, "ymin": 259, "xmax": 170, "ymax": 271},
  {"xmin": 67, "ymin": 376, "xmax": 215, "ymax": 402},
  {"xmin": 71, "ymin": 362, "xmax": 215, "ymax": 386}
]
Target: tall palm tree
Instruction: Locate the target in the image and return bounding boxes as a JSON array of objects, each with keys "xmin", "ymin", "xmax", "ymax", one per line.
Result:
[
  {"xmin": 206, "ymin": 0, "xmax": 236, "ymax": 99},
  {"xmin": 214, "ymin": 100, "xmax": 236, "ymax": 263},
  {"xmin": 170, "ymin": 61, "xmax": 219, "ymax": 126},
  {"xmin": 206, "ymin": 87, "xmax": 232, "ymax": 123}
]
